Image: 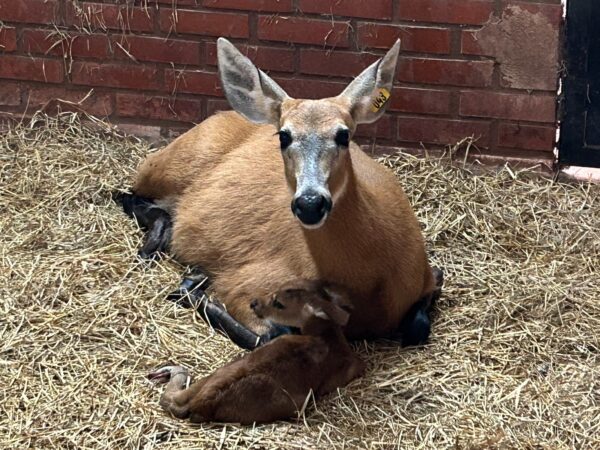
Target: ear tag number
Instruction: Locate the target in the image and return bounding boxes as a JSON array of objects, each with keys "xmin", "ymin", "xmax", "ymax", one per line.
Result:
[{"xmin": 371, "ymin": 88, "xmax": 391, "ymax": 112}]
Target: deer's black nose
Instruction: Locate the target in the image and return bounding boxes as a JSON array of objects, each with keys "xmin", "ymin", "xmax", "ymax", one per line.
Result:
[{"xmin": 292, "ymin": 192, "xmax": 332, "ymax": 226}]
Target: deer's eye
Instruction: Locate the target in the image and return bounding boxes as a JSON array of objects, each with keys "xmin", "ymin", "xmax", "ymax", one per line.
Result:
[
  {"xmin": 334, "ymin": 129, "xmax": 350, "ymax": 147},
  {"xmin": 278, "ymin": 130, "xmax": 292, "ymax": 150},
  {"xmin": 272, "ymin": 298, "xmax": 285, "ymax": 309}
]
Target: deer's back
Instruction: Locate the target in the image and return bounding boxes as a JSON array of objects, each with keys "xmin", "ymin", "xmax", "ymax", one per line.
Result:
[{"xmin": 133, "ymin": 111, "xmax": 269, "ymax": 202}]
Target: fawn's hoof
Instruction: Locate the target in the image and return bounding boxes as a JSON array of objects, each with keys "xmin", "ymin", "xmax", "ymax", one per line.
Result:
[{"xmin": 147, "ymin": 365, "xmax": 188, "ymax": 384}]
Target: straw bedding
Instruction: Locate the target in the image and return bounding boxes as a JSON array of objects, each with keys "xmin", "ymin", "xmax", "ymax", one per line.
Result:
[{"xmin": 1, "ymin": 113, "xmax": 598, "ymax": 450}]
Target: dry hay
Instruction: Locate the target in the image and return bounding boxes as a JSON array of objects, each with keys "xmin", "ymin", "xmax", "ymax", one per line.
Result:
[{"xmin": 1, "ymin": 113, "xmax": 599, "ymax": 450}]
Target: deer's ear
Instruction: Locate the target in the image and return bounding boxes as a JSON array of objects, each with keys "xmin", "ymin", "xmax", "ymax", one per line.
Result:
[
  {"xmin": 217, "ymin": 38, "xmax": 289, "ymax": 125},
  {"xmin": 337, "ymin": 39, "xmax": 400, "ymax": 124}
]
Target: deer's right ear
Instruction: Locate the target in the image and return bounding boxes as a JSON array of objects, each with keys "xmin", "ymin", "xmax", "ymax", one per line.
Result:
[
  {"xmin": 337, "ymin": 39, "xmax": 401, "ymax": 125},
  {"xmin": 217, "ymin": 38, "xmax": 289, "ymax": 125}
]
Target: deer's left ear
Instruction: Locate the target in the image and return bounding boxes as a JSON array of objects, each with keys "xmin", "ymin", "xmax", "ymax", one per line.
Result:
[
  {"xmin": 337, "ymin": 39, "xmax": 400, "ymax": 124},
  {"xmin": 217, "ymin": 37, "xmax": 289, "ymax": 125}
]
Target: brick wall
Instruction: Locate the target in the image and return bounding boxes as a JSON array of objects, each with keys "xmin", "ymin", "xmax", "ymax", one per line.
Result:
[{"xmin": 0, "ymin": 0, "xmax": 562, "ymax": 165}]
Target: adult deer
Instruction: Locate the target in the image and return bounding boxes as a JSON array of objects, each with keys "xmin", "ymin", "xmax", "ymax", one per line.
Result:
[{"xmin": 122, "ymin": 38, "xmax": 442, "ymax": 349}]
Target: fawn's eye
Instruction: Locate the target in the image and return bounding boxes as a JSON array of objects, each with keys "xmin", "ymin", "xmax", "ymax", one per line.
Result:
[
  {"xmin": 278, "ymin": 130, "xmax": 292, "ymax": 150},
  {"xmin": 272, "ymin": 299, "xmax": 285, "ymax": 309},
  {"xmin": 334, "ymin": 129, "xmax": 350, "ymax": 147}
]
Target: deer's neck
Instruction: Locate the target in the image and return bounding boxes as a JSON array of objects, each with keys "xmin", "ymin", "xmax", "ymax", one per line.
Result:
[{"xmin": 302, "ymin": 167, "xmax": 375, "ymax": 261}]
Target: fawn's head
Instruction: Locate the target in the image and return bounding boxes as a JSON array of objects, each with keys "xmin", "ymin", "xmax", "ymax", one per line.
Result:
[
  {"xmin": 217, "ymin": 38, "xmax": 400, "ymax": 229},
  {"xmin": 250, "ymin": 279, "xmax": 353, "ymax": 328}
]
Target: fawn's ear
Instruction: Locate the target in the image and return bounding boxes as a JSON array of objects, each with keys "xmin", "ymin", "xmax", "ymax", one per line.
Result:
[
  {"xmin": 320, "ymin": 284, "xmax": 354, "ymax": 314},
  {"xmin": 217, "ymin": 37, "xmax": 289, "ymax": 125},
  {"xmin": 307, "ymin": 301, "xmax": 351, "ymax": 326},
  {"xmin": 337, "ymin": 39, "xmax": 400, "ymax": 124}
]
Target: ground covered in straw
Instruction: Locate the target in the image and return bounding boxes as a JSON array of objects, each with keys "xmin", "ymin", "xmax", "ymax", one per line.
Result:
[{"xmin": 1, "ymin": 113, "xmax": 599, "ymax": 450}]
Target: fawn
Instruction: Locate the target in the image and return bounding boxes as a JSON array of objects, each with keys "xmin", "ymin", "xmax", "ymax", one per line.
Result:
[{"xmin": 148, "ymin": 280, "xmax": 365, "ymax": 424}]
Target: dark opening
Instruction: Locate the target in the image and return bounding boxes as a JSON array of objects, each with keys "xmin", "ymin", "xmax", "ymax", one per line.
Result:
[{"xmin": 560, "ymin": 0, "xmax": 600, "ymax": 168}]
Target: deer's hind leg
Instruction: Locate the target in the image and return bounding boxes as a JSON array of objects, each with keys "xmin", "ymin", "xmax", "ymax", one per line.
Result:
[
  {"xmin": 115, "ymin": 192, "xmax": 173, "ymax": 259},
  {"xmin": 396, "ymin": 266, "xmax": 444, "ymax": 347}
]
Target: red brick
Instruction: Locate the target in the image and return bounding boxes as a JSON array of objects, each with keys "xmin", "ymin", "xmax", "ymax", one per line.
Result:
[
  {"xmin": 398, "ymin": 0, "xmax": 494, "ymax": 25},
  {"xmin": 23, "ymin": 30, "xmax": 110, "ymax": 59},
  {"xmin": 164, "ymin": 126, "xmax": 195, "ymax": 140},
  {"xmin": 204, "ymin": 0, "xmax": 293, "ymax": 13},
  {"xmin": 461, "ymin": 31, "xmax": 486, "ymax": 55},
  {"xmin": 398, "ymin": 117, "xmax": 491, "ymax": 147},
  {"xmin": 258, "ymin": 16, "xmax": 349, "ymax": 47},
  {"xmin": 72, "ymin": 63, "xmax": 161, "ymax": 90},
  {"xmin": 274, "ymin": 77, "xmax": 346, "ymax": 99},
  {"xmin": 165, "ymin": 69, "xmax": 221, "ymax": 96},
  {"xmin": 0, "ymin": 27, "xmax": 16, "ymax": 52},
  {"xmin": 355, "ymin": 114, "xmax": 395, "ymax": 140},
  {"xmin": 299, "ymin": 0, "xmax": 392, "ymax": 20},
  {"xmin": 357, "ymin": 24, "xmax": 450, "ymax": 54},
  {"xmin": 207, "ymin": 98, "xmax": 231, "ymax": 116},
  {"xmin": 205, "ymin": 42, "xmax": 295, "ymax": 73},
  {"xmin": 398, "ymin": 58, "xmax": 494, "ymax": 87},
  {"xmin": 68, "ymin": 34, "xmax": 111, "ymax": 59},
  {"xmin": 0, "ymin": 0, "xmax": 59, "ymax": 24},
  {"xmin": 113, "ymin": 36, "xmax": 200, "ymax": 65},
  {"xmin": 152, "ymin": 0, "xmax": 199, "ymax": 5},
  {"xmin": 0, "ymin": 55, "xmax": 63, "ymax": 83},
  {"xmin": 390, "ymin": 87, "xmax": 451, "ymax": 115},
  {"xmin": 159, "ymin": 9, "xmax": 248, "ymax": 38},
  {"xmin": 23, "ymin": 29, "xmax": 64, "ymax": 55},
  {"xmin": 116, "ymin": 93, "xmax": 203, "ymax": 122},
  {"xmin": 497, "ymin": 123, "xmax": 555, "ymax": 151},
  {"xmin": 299, "ymin": 49, "xmax": 379, "ymax": 78},
  {"xmin": 0, "ymin": 112, "xmax": 33, "ymax": 127},
  {"xmin": 460, "ymin": 91, "xmax": 556, "ymax": 123},
  {"xmin": 66, "ymin": 2, "xmax": 154, "ymax": 32},
  {"xmin": 0, "ymin": 81, "xmax": 20, "ymax": 105},
  {"xmin": 117, "ymin": 123, "xmax": 162, "ymax": 141},
  {"xmin": 27, "ymin": 87, "xmax": 113, "ymax": 116}
]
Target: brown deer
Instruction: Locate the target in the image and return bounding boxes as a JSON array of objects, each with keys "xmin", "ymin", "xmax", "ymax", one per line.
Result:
[
  {"xmin": 147, "ymin": 280, "xmax": 365, "ymax": 424},
  {"xmin": 121, "ymin": 38, "xmax": 443, "ymax": 349}
]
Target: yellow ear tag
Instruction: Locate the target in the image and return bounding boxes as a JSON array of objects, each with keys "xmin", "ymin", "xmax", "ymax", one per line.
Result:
[{"xmin": 371, "ymin": 88, "xmax": 391, "ymax": 112}]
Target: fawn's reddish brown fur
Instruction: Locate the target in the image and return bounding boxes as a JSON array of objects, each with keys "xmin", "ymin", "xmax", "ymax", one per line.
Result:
[
  {"xmin": 133, "ymin": 38, "xmax": 437, "ymax": 340},
  {"xmin": 148, "ymin": 280, "xmax": 365, "ymax": 424}
]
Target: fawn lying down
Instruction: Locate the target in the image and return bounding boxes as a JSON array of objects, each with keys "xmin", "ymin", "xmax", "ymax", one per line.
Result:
[{"xmin": 147, "ymin": 280, "xmax": 365, "ymax": 424}]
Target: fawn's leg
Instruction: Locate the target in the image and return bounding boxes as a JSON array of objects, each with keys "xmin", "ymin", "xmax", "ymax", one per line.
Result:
[{"xmin": 148, "ymin": 366, "xmax": 192, "ymax": 419}]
